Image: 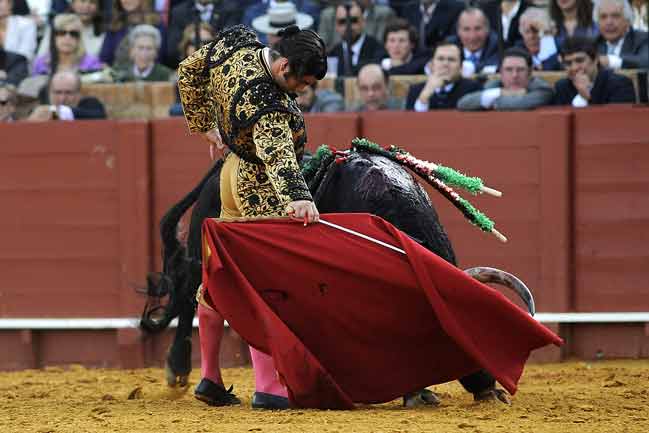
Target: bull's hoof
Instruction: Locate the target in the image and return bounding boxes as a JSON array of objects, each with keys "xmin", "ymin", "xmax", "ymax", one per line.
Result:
[
  {"xmin": 165, "ymin": 337, "xmax": 192, "ymax": 387},
  {"xmin": 194, "ymin": 379, "xmax": 241, "ymax": 406},
  {"xmin": 403, "ymin": 389, "xmax": 441, "ymax": 408},
  {"xmin": 165, "ymin": 363, "xmax": 189, "ymax": 387},
  {"xmin": 473, "ymin": 388, "xmax": 511, "ymax": 405}
]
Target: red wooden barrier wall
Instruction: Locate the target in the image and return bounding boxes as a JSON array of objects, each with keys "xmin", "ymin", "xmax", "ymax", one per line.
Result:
[
  {"xmin": 572, "ymin": 106, "xmax": 649, "ymax": 312},
  {"xmin": 1, "ymin": 108, "xmax": 648, "ymax": 370}
]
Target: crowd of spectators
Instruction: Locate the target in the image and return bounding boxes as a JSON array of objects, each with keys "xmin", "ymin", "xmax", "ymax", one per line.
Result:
[{"xmin": 0, "ymin": 0, "xmax": 647, "ymax": 123}]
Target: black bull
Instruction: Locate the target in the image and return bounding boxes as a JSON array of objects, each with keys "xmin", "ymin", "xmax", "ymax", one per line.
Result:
[{"xmin": 141, "ymin": 150, "xmax": 510, "ymax": 401}]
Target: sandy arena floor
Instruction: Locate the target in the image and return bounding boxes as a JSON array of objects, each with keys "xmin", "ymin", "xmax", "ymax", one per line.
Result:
[{"xmin": 1, "ymin": 360, "xmax": 648, "ymax": 433}]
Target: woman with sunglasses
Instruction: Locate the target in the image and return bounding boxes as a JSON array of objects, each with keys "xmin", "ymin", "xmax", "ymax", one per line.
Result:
[
  {"xmin": 32, "ymin": 14, "xmax": 103, "ymax": 76},
  {"xmin": 36, "ymin": 0, "xmax": 107, "ymax": 59}
]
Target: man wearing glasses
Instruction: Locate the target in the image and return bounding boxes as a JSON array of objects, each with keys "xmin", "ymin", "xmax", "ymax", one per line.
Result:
[
  {"xmin": 554, "ymin": 36, "xmax": 636, "ymax": 106},
  {"xmin": 327, "ymin": 0, "xmax": 387, "ymax": 76}
]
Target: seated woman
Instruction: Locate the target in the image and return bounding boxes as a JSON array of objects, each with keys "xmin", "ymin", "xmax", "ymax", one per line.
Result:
[
  {"xmin": 32, "ymin": 14, "xmax": 103, "ymax": 76},
  {"xmin": 113, "ymin": 24, "xmax": 172, "ymax": 82},
  {"xmin": 549, "ymin": 0, "xmax": 598, "ymax": 48},
  {"xmin": 37, "ymin": 0, "xmax": 106, "ymax": 59},
  {"xmin": 517, "ymin": 7, "xmax": 561, "ymax": 70}
]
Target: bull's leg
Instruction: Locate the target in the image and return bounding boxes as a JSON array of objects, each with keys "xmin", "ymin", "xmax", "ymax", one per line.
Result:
[
  {"xmin": 165, "ymin": 298, "xmax": 194, "ymax": 387},
  {"xmin": 194, "ymin": 303, "xmax": 241, "ymax": 406},
  {"xmin": 459, "ymin": 370, "xmax": 510, "ymax": 404},
  {"xmin": 403, "ymin": 389, "xmax": 441, "ymax": 408}
]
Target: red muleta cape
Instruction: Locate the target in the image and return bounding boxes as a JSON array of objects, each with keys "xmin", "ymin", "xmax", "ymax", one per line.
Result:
[{"xmin": 202, "ymin": 213, "xmax": 563, "ymax": 409}]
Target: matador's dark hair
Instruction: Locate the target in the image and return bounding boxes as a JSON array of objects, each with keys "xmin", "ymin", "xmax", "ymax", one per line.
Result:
[{"xmin": 271, "ymin": 25, "xmax": 327, "ymax": 80}]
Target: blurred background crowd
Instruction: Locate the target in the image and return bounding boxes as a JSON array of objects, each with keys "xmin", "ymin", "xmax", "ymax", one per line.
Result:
[{"xmin": 0, "ymin": 0, "xmax": 647, "ymax": 123}]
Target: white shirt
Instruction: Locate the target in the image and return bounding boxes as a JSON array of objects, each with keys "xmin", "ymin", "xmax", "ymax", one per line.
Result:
[
  {"xmin": 500, "ymin": 1, "xmax": 521, "ymax": 42},
  {"xmin": 133, "ymin": 64, "xmax": 155, "ymax": 78},
  {"xmin": 341, "ymin": 33, "xmax": 367, "ymax": 66},
  {"xmin": 3, "ymin": 15, "xmax": 38, "ymax": 60},
  {"xmin": 571, "ymin": 94, "xmax": 589, "ymax": 107},
  {"xmin": 461, "ymin": 48, "xmax": 482, "ymax": 77},
  {"xmin": 480, "ymin": 88, "xmax": 503, "ymax": 108},
  {"xmin": 54, "ymin": 105, "xmax": 75, "ymax": 121},
  {"xmin": 380, "ymin": 54, "xmax": 413, "ymax": 71},
  {"xmin": 413, "ymin": 82, "xmax": 455, "ymax": 112},
  {"xmin": 195, "ymin": 1, "xmax": 215, "ymax": 22},
  {"xmin": 605, "ymin": 34, "xmax": 626, "ymax": 70}
]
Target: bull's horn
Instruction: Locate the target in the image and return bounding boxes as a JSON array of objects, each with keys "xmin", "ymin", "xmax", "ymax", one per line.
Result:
[{"xmin": 464, "ymin": 267, "xmax": 536, "ymax": 316}]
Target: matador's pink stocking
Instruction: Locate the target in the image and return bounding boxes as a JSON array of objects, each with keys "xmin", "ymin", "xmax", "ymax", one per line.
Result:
[
  {"xmin": 249, "ymin": 347, "xmax": 288, "ymax": 397},
  {"xmin": 197, "ymin": 303, "xmax": 224, "ymax": 385}
]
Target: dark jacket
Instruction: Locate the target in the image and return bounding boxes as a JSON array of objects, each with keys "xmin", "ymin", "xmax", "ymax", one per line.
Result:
[
  {"xmin": 398, "ymin": 0, "xmax": 464, "ymax": 50},
  {"xmin": 167, "ymin": 0, "xmax": 242, "ymax": 67},
  {"xmin": 448, "ymin": 32, "xmax": 501, "ymax": 74},
  {"xmin": 481, "ymin": 0, "xmax": 530, "ymax": 49},
  {"xmin": 329, "ymin": 34, "xmax": 387, "ymax": 77},
  {"xmin": 406, "ymin": 78, "xmax": 483, "ymax": 110},
  {"xmin": 385, "ymin": 55, "xmax": 430, "ymax": 75},
  {"xmin": 597, "ymin": 29, "xmax": 649, "ymax": 69},
  {"xmin": 73, "ymin": 97, "xmax": 107, "ymax": 120},
  {"xmin": 553, "ymin": 68, "xmax": 636, "ymax": 105},
  {"xmin": 0, "ymin": 49, "xmax": 28, "ymax": 86}
]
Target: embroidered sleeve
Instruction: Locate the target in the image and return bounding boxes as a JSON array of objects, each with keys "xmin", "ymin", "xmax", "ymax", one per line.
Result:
[
  {"xmin": 177, "ymin": 44, "xmax": 216, "ymax": 134},
  {"xmin": 253, "ymin": 112, "xmax": 313, "ymax": 203}
]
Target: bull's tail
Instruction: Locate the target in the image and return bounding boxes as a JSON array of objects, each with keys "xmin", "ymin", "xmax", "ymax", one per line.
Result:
[{"xmin": 140, "ymin": 159, "xmax": 224, "ymax": 333}]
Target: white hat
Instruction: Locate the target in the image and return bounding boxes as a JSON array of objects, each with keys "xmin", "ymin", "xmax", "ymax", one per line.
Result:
[{"xmin": 251, "ymin": 1, "xmax": 314, "ymax": 36}]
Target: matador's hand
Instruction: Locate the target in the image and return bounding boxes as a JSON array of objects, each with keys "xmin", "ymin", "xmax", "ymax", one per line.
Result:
[
  {"xmin": 203, "ymin": 128, "xmax": 225, "ymax": 160},
  {"xmin": 286, "ymin": 200, "xmax": 319, "ymax": 226}
]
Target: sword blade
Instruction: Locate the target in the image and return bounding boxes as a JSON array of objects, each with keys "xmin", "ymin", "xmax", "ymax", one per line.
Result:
[{"xmin": 318, "ymin": 219, "xmax": 406, "ymax": 255}]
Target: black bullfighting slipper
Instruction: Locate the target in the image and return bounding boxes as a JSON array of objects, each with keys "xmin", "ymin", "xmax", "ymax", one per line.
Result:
[
  {"xmin": 251, "ymin": 392, "xmax": 290, "ymax": 410},
  {"xmin": 194, "ymin": 379, "xmax": 241, "ymax": 406}
]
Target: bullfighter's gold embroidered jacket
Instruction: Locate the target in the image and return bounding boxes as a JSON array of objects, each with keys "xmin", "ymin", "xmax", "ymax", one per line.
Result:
[{"xmin": 177, "ymin": 25, "xmax": 312, "ymax": 216}]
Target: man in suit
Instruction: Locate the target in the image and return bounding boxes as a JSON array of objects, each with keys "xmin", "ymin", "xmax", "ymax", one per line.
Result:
[
  {"xmin": 448, "ymin": 7, "xmax": 501, "ymax": 77},
  {"xmin": 397, "ymin": 0, "xmax": 465, "ymax": 52},
  {"xmin": 27, "ymin": 71, "xmax": 107, "ymax": 121},
  {"xmin": 406, "ymin": 41, "xmax": 482, "ymax": 111},
  {"xmin": 167, "ymin": 0, "xmax": 241, "ymax": 67},
  {"xmin": 554, "ymin": 36, "xmax": 636, "ymax": 106},
  {"xmin": 595, "ymin": 0, "xmax": 649, "ymax": 70},
  {"xmin": 481, "ymin": 0, "xmax": 530, "ymax": 49},
  {"xmin": 327, "ymin": 0, "xmax": 387, "ymax": 77},
  {"xmin": 458, "ymin": 47, "xmax": 553, "ymax": 111},
  {"xmin": 318, "ymin": 0, "xmax": 396, "ymax": 51}
]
